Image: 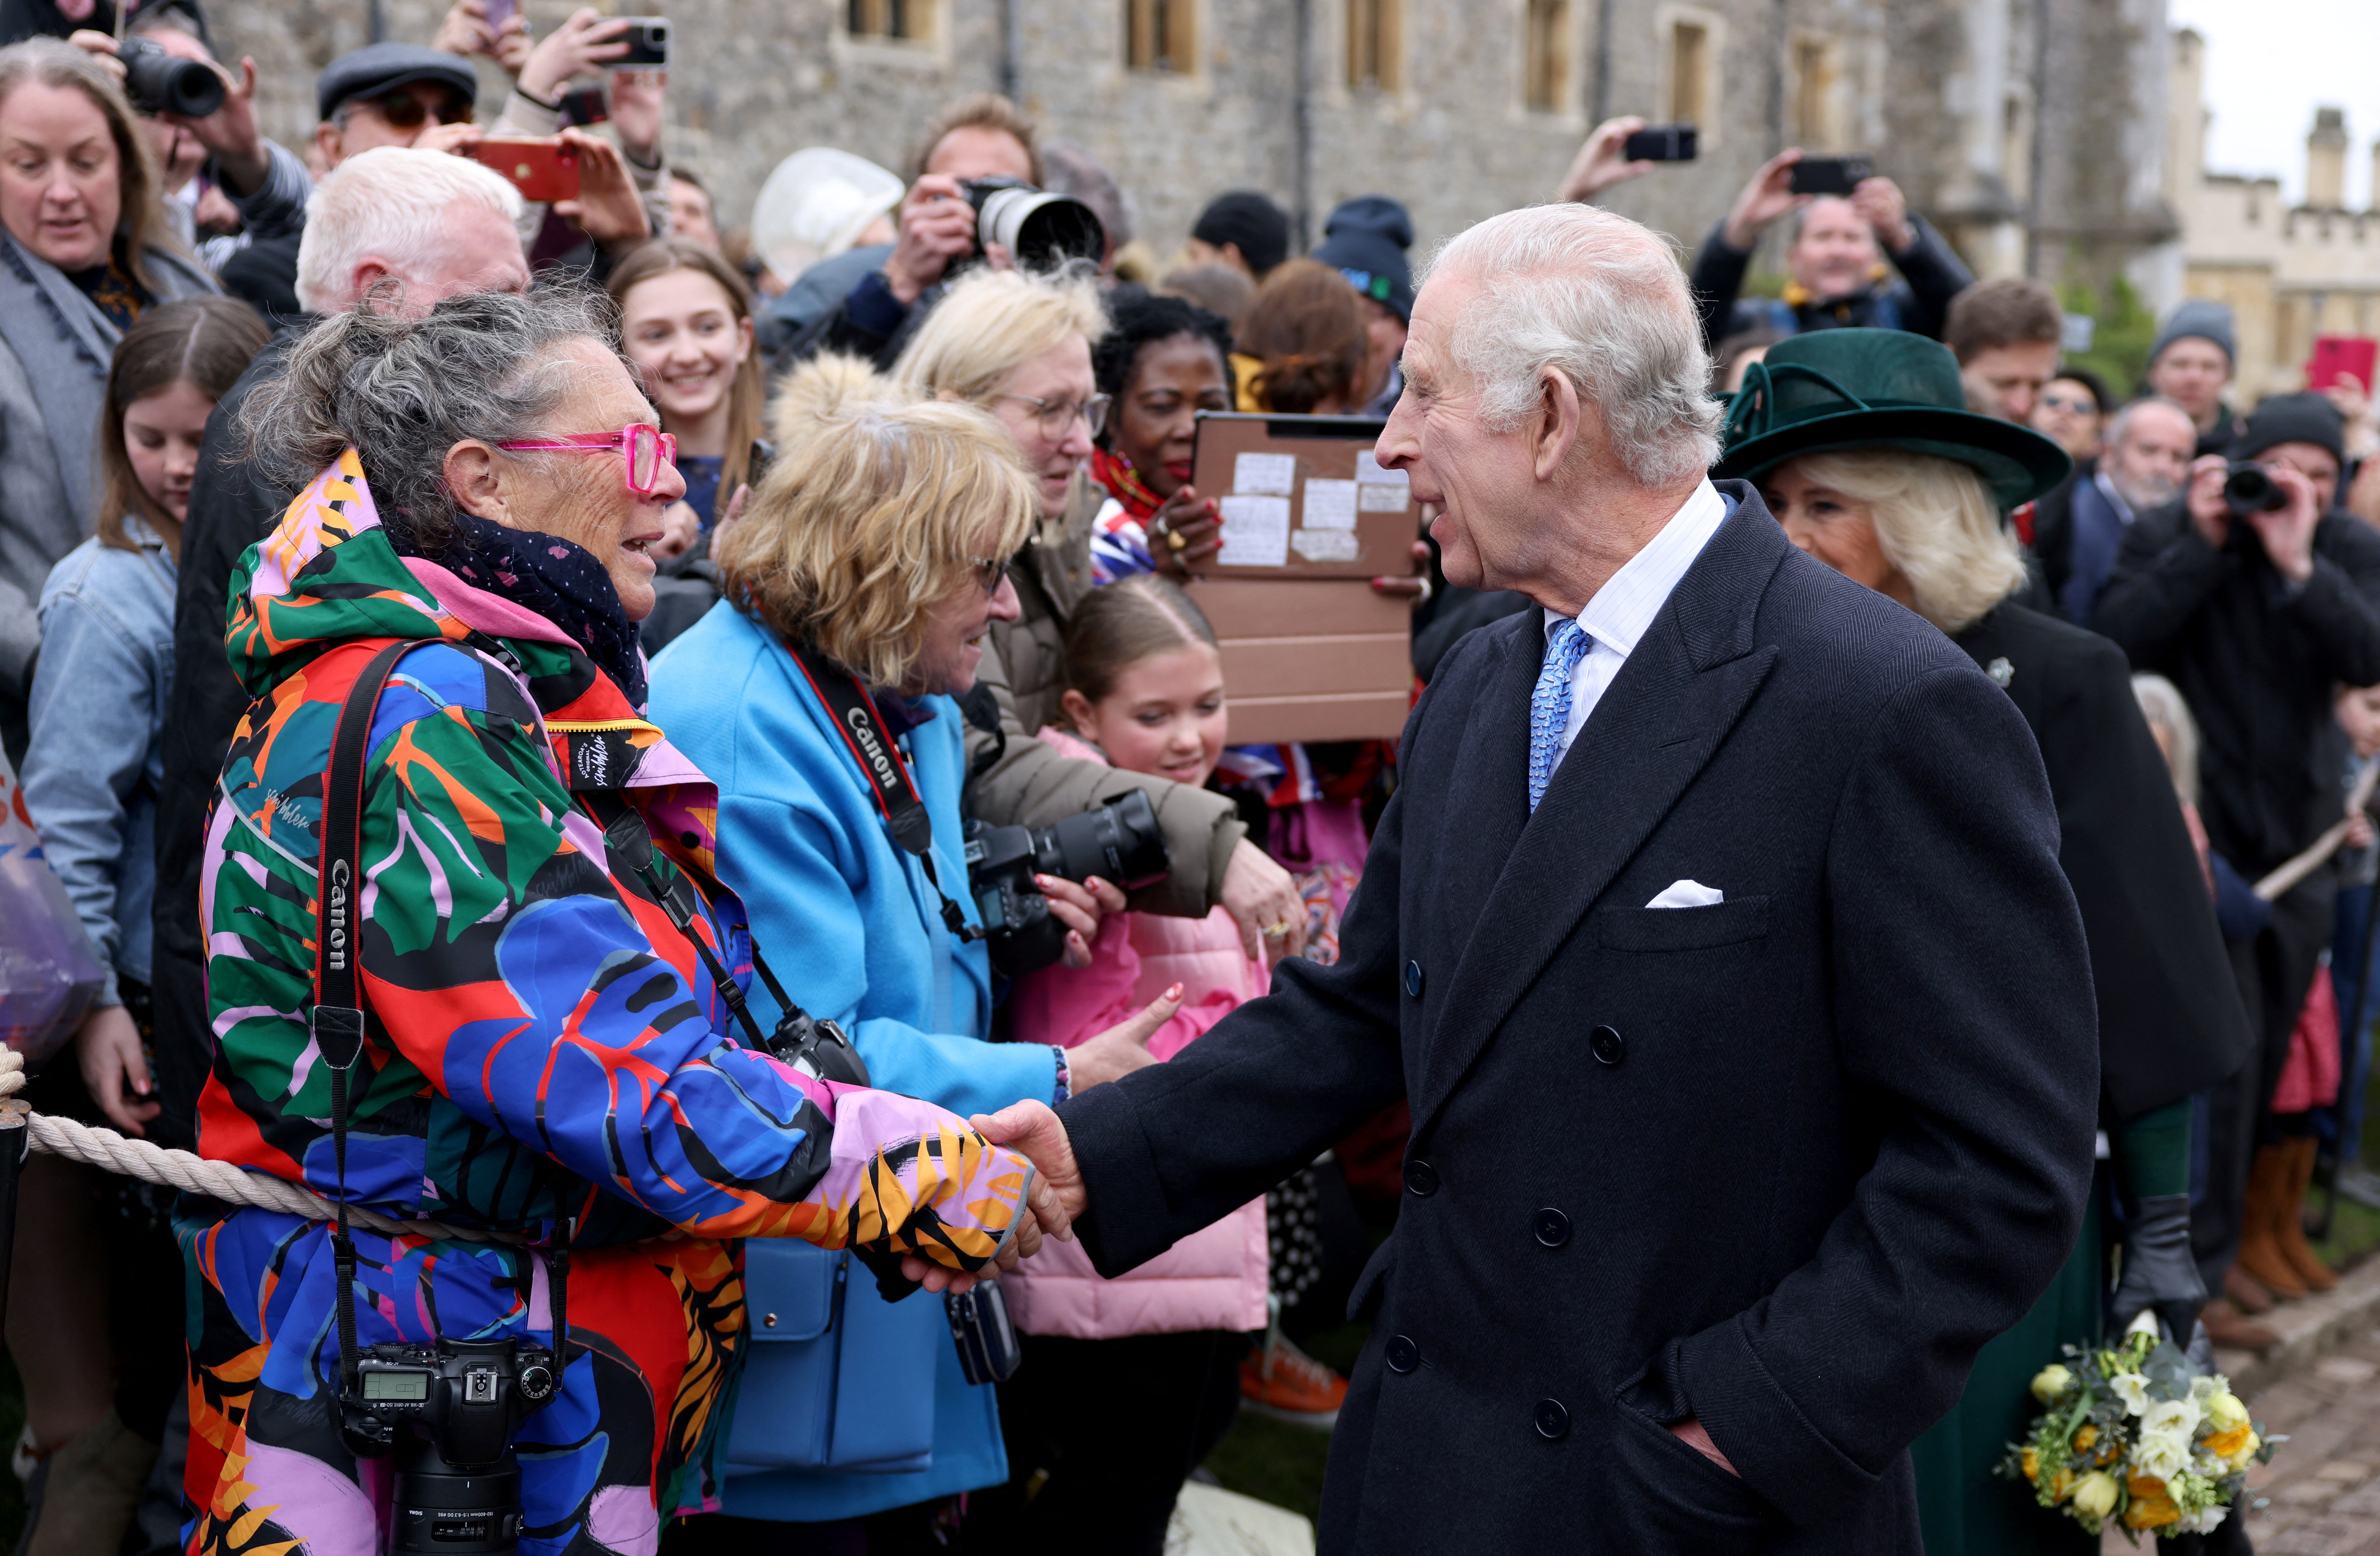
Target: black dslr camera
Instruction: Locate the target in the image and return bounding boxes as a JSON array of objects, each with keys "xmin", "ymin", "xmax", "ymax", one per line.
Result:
[
  {"xmin": 119, "ymin": 35, "xmax": 225, "ymax": 118},
  {"xmin": 342, "ymin": 1337, "xmax": 557, "ymax": 1554},
  {"xmin": 2223, "ymin": 461, "xmax": 2292, "ymax": 519},
  {"xmin": 958, "ymin": 176, "xmax": 1106, "ymax": 270},
  {"xmin": 964, "ymin": 790, "xmax": 1168, "ymax": 975}
]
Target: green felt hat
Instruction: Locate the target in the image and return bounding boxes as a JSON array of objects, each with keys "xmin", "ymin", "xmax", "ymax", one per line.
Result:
[{"xmin": 1712, "ymin": 329, "xmax": 2072, "ymax": 510}]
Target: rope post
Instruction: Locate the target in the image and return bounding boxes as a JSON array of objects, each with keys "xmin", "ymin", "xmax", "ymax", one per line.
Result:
[{"xmin": 0, "ymin": 1098, "xmax": 26, "ymax": 1329}]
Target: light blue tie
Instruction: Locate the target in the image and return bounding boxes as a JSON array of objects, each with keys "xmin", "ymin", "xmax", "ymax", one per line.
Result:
[{"xmin": 1529, "ymin": 620, "xmax": 1591, "ymax": 812}]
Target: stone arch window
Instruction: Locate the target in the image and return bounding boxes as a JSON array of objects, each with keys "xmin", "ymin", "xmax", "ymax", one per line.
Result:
[
  {"xmin": 1348, "ymin": 0, "xmax": 1401, "ymax": 91},
  {"xmin": 1523, "ymin": 0, "xmax": 1570, "ymax": 113},
  {"xmin": 1125, "ymin": 0, "xmax": 1196, "ymax": 73}
]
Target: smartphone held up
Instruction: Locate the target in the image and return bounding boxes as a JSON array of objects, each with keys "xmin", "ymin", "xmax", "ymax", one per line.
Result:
[
  {"xmin": 470, "ymin": 136, "xmax": 581, "ymax": 203},
  {"xmin": 1789, "ymin": 155, "xmax": 1876, "ymax": 196}
]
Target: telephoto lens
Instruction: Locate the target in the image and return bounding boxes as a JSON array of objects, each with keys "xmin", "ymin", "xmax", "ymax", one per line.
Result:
[
  {"xmin": 2223, "ymin": 461, "xmax": 2289, "ymax": 519},
  {"xmin": 118, "ymin": 36, "xmax": 225, "ymax": 118},
  {"xmin": 1031, "ymin": 789, "xmax": 1168, "ymax": 892},
  {"xmin": 961, "ymin": 176, "xmax": 1106, "ymax": 269}
]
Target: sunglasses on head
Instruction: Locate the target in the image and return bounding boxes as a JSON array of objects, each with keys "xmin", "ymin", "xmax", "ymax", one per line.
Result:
[{"xmin": 353, "ymin": 87, "xmax": 474, "ymax": 130}]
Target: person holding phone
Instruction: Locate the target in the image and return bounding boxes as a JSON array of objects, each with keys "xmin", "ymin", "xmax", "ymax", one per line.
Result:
[{"xmin": 1687, "ymin": 147, "xmax": 1973, "ymax": 351}]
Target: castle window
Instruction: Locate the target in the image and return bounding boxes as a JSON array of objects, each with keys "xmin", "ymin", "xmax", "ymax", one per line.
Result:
[
  {"xmin": 1348, "ymin": 0, "xmax": 1401, "ymax": 91},
  {"xmin": 1524, "ymin": 0, "xmax": 1570, "ymax": 113},
  {"xmin": 1668, "ymin": 20, "xmax": 1708, "ymax": 128},
  {"xmin": 847, "ymin": 0, "xmax": 921, "ymax": 40},
  {"xmin": 1126, "ymin": 0, "xmax": 1196, "ymax": 73}
]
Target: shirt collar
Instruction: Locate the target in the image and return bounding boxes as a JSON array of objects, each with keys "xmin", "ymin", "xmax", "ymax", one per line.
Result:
[
  {"xmin": 2092, "ymin": 467, "xmax": 2135, "ymax": 523},
  {"xmin": 1543, "ymin": 478, "xmax": 1730, "ymax": 657}
]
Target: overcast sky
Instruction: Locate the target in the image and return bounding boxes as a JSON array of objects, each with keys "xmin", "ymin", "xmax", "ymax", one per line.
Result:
[{"xmin": 2168, "ymin": 0, "xmax": 2380, "ymax": 207}]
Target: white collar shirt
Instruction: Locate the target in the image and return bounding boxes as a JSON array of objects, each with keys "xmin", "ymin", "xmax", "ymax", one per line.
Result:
[
  {"xmin": 1539, "ymin": 478, "xmax": 1730, "ymax": 768},
  {"xmin": 2092, "ymin": 467, "xmax": 2136, "ymax": 524}
]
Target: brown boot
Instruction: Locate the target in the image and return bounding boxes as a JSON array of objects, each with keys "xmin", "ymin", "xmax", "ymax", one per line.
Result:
[
  {"xmin": 2234, "ymin": 1143, "xmax": 2309, "ymax": 1301},
  {"xmin": 2224, "ymin": 1261, "xmax": 2276, "ymax": 1314},
  {"xmin": 2198, "ymin": 1297, "xmax": 2280, "ymax": 1353},
  {"xmin": 2274, "ymin": 1136, "xmax": 2339, "ymax": 1293}
]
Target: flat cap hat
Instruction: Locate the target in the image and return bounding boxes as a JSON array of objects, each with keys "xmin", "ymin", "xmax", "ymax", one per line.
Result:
[{"xmin": 317, "ymin": 43, "xmax": 478, "ymax": 124}]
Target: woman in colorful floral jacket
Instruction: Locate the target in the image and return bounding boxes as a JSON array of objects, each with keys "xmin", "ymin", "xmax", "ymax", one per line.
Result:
[{"xmin": 181, "ymin": 290, "xmax": 1044, "ymax": 1555}]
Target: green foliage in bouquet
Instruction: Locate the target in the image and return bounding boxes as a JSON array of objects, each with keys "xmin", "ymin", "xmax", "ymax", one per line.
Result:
[{"xmin": 1995, "ymin": 1326, "xmax": 2278, "ymax": 1541}]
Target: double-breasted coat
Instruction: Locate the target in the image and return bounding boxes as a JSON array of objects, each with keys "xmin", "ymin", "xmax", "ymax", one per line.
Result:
[{"xmin": 1059, "ymin": 486, "xmax": 2101, "ymax": 1553}]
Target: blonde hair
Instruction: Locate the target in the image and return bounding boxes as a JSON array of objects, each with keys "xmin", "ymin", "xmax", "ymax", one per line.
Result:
[
  {"xmin": 1789, "ymin": 449, "xmax": 2027, "ymax": 634},
  {"xmin": 719, "ymin": 357, "xmax": 1035, "ymax": 688},
  {"xmin": 2131, "ymin": 673, "xmax": 2201, "ymax": 806},
  {"xmin": 891, "ymin": 266, "xmax": 1108, "ymax": 407},
  {"xmin": 0, "ymin": 39, "xmax": 178, "ymax": 290}
]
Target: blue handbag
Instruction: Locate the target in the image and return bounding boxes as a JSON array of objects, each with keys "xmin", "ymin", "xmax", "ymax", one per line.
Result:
[{"xmin": 726, "ymin": 1240, "xmax": 941, "ymax": 1474}]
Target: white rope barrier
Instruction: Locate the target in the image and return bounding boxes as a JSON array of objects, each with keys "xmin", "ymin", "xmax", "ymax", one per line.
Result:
[{"xmin": 0, "ymin": 1049, "xmax": 514, "ymax": 1245}]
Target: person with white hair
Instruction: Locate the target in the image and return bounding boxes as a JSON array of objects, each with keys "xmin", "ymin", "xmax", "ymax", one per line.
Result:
[
  {"xmin": 147, "ymin": 145, "xmax": 536, "ymax": 1158},
  {"xmin": 966, "ymin": 202, "xmax": 2103, "ymax": 1553}
]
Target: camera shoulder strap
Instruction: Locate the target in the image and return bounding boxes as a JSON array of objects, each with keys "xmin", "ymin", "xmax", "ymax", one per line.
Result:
[
  {"xmin": 780, "ymin": 636, "xmax": 980, "ymax": 942},
  {"xmin": 310, "ymin": 639, "xmax": 431, "ymax": 1403}
]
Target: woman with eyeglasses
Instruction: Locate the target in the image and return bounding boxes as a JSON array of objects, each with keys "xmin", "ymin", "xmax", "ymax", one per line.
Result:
[
  {"xmin": 183, "ymin": 291, "xmax": 1050, "ymax": 1555},
  {"xmin": 885, "ymin": 266, "xmax": 1310, "ymax": 976},
  {"xmin": 648, "ymin": 353, "xmax": 1182, "ymax": 1548}
]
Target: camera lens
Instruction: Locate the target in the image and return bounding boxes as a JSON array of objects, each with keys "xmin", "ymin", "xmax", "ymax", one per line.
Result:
[
  {"xmin": 390, "ymin": 1438, "xmax": 523, "ymax": 1554},
  {"xmin": 2223, "ymin": 462, "xmax": 2288, "ymax": 517},
  {"xmin": 121, "ymin": 40, "xmax": 225, "ymax": 118},
  {"xmin": 972, "ymin": 184, "xmax": 1105, "ymax": 269},
  {"xmin": 1031, "ymin": 790, "xmax": 1168, "ymax": 891}
]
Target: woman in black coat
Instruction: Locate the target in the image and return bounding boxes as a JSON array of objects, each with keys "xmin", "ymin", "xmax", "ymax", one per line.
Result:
[{"xmin": 1716, "ymin": 329, "xmax": 2255, "ymax": 1554}]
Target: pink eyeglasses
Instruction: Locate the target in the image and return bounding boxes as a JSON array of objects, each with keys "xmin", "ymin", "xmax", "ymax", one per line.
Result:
[{"xmin": 497, "ymin": 424, "xmax": 678, "ymax": 496}]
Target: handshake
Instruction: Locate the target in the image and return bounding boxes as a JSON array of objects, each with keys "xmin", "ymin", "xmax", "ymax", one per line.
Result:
[{"xmin": 895, "ymin": 983, "xmax": 1184, "ymax": 1292}]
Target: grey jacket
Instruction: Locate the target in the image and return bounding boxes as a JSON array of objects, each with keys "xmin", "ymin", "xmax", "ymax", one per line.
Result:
[
  {"xmin": 966, "ymin": 473, "xmax": 1247, "ymax": 920},
  {"xmin": 0, "ymin": 230, "xmax": 215, "ymax": 739}
]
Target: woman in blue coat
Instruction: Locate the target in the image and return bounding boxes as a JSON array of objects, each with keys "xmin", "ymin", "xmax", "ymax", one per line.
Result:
[{"xmin": 650, "ymin": 361, "xmax": 1177, "ymax": 1546}]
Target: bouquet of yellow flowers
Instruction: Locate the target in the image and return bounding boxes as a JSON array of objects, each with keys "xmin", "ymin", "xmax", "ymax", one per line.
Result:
[{"xmin": 1997, "ymin": 1321, "xmax": 2277, "ymax": 1539}]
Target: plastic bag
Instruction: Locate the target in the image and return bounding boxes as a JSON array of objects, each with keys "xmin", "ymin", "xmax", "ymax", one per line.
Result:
[{"xmin": 0, "ymin": 750, "xmax": 104, "ymax": 1062}]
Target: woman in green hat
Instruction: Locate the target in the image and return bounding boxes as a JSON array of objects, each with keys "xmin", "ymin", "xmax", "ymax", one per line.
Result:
[{"xmin": 1716, "ymin": 329, "xmax": 2255, "ymax": 1553}]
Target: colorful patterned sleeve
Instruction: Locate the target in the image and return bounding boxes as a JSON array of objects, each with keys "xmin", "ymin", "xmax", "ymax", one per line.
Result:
[{"xmin": 209, "ymin": 642, "xmax": 1030, "ymax": 1271}]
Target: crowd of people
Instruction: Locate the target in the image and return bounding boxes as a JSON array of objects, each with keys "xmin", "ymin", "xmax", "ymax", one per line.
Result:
[{"xmin": 0, "ymin": 3, "xmax": 2374, "ymax": 1553}]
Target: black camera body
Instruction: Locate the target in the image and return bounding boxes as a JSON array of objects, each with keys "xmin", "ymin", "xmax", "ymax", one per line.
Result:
[
  {"xmin": 613, "ymin": 16, "xmax": 669, "ymax": 64},
  {"xmin": 343, "ymin": 1337, "xmax": 557, "ymax": 1554},
  {"xmin": 959, "ymin": 176, "xmax": 1106, "ymax": 270},
  {"xmin": 1622, "ymin": 124, "xmax": 1697, "ymax": 161},
  {"xmin": 2224, "ymin": 461, "xmax": 2291, "ymax": 519},
  {"xmin": 119, "ymin": 35, "xmax": 224, "ymax": 118},
  {"xmin": 964, "ymin": 790, "xmax": 1168, "ymax": 976},
  {"xmin": 1789, "ymin": 154, "xmax": 1875, "ymax": 196}
]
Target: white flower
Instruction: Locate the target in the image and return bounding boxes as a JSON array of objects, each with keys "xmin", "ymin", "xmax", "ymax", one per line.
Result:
[
  {"xmin": 2180, "ymin": 1505, "xmax": 2229, "ymax": 1535},
  {"xmin": 2110, "ymin": 1373, "xmax": 2152, "ymax": 1417},
  {"xmin": 2144, "ymin": 1398, "xmax": 2203, "ymax": 1440},
  {"xmin": 2189, "ymin": 1375, "xmax": 2225, "ymax": 1408},
  {"xmin": 2134, "ymin": 1428, "xmax": 2194, "ymax": 1483}
]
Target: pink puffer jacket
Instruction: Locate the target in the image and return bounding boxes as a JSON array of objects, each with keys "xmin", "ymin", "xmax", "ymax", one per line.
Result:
[{"xmin": 1003, "ymin": 730, "xmax": 1271, "ymax": 1339}]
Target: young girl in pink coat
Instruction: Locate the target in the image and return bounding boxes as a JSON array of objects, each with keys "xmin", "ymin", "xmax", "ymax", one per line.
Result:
[{"xmin": 984, "ymin": 575, "xmax": 1269, "ymax": 1554}]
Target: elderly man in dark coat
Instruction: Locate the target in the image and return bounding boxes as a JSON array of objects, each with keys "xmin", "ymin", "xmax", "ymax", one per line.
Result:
[{"xmin": 944, "ymin": 204, "xmax": 2099, "ymax": 1553}]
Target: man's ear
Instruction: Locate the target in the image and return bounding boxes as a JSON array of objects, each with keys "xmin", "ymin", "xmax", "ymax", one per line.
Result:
[
  {"xmin": 445, "ymin": 441, "xmax": 513, "ymax": 527},
  {"xmin": 1532, "ymin": 365, "xmax": 1584, "ymax": 481},
  {"xmin": 313, "ymin": 120, "xmax": 343, "ymax": 172}
]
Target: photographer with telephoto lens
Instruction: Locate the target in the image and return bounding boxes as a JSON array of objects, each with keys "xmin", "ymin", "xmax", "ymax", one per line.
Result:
[{"xmin": 782, "ymin": 92, "xmax": 1108, "ymax": 373}]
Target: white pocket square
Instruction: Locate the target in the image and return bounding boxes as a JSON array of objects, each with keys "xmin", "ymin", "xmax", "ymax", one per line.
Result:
[{"xmin": 1646, "ymin": 879, "xmax": 1724, "ymax": 909}]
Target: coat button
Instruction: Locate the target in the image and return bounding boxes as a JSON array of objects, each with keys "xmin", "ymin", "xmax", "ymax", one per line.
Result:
[
  {"xmin": 1533, "ymin": 1207, "xmax": 1570, "ymax": 1248},
  {"xmin": 1534, "ymin": 1398, "xmax": 1570, "ymax": 1440},
  {"xmin": 1404, "ymin": 1159, "xmax": 1440, "ymax": 1198},
  {"xmin": 1405, "ymin": 959, "xmax": 1424, "ymax": 998},
  {"xmin": 1590, "ymin": 1025, "xmax": 1625, "ymax": 1065},
  {"xmin": 1385, "ymin": 1335, "xmax": 1420, "ymax": 1374}
]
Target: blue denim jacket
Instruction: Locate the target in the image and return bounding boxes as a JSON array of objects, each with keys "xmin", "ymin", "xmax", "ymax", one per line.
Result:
[{"xmin": 24, "ymin": 519, "xmax": 175, "ymax": 1005}]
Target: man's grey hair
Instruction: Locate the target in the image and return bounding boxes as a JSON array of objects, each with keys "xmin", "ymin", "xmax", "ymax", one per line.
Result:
[
  {"xmin": 295, "ymin": 146, "xmax": 524, "ymax": 315},
  {"xmin": 1427, "ymin": 204, "xmax": 1720, "ymax": 488},
  {"xmin": 2106, "ymin": 395, "xmax": 2195, "ymax": 451},
  {"xmin": 1040, "ymin": 139, "xmax": 1133, "ymax": 250},
  {"xmin": 241, "ymin": 287, "xmax": 624, "ymax": 556}
]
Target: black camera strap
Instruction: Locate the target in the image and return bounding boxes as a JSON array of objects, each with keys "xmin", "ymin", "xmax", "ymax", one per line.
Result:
[
  {"xmin": 310, "ymin": 639, "xmax": 580, "ymax": 1427},
  {"xmin": 781, "ymin": 637, "xmax": 982, "ymax": 944}
]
